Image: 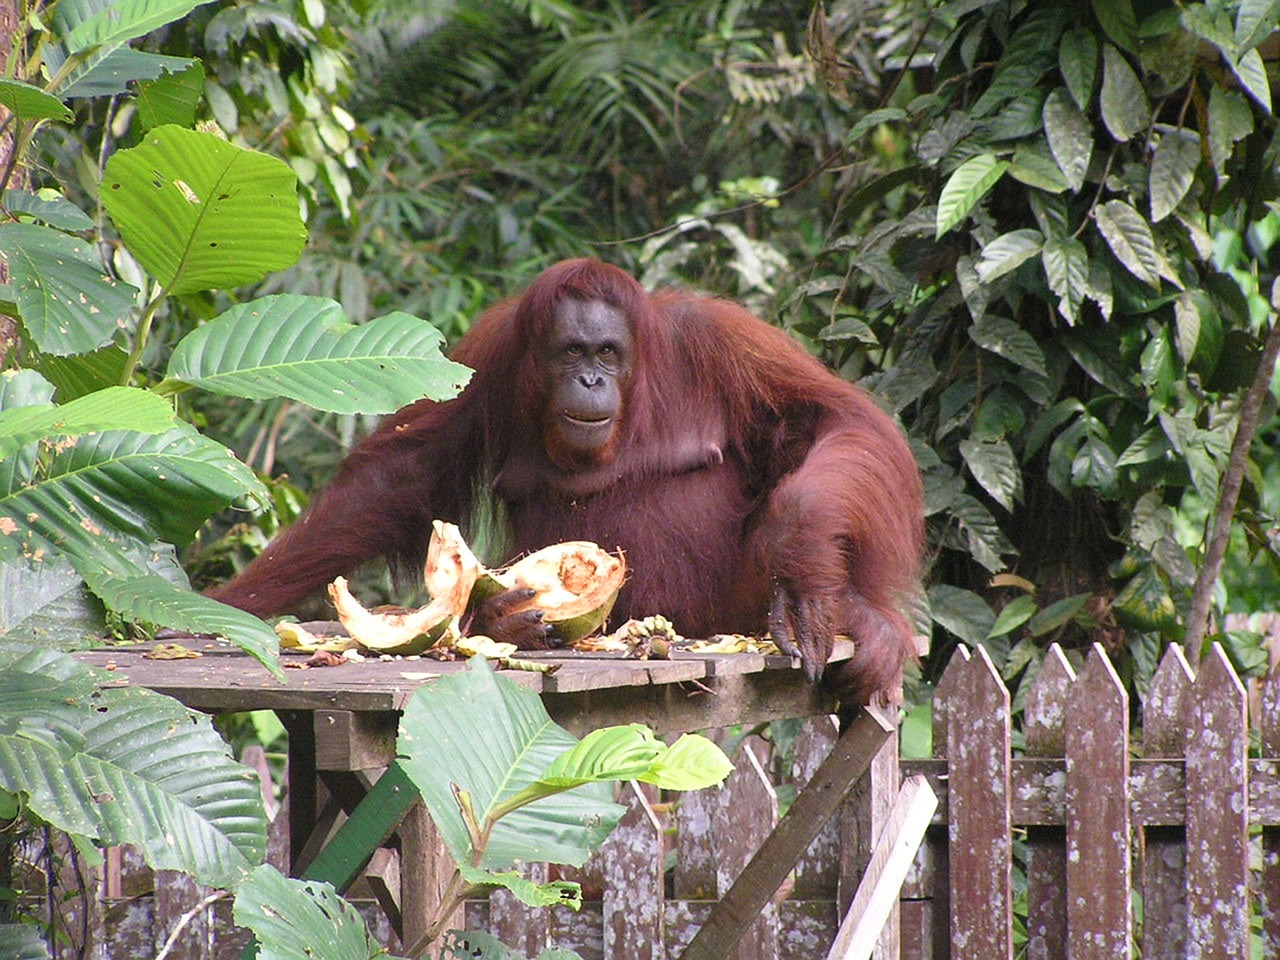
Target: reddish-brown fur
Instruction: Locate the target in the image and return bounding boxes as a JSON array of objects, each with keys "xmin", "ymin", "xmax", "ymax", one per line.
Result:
[{"xmin": 207, "ymin": 259, "xmax": 924, "ymax": 703}]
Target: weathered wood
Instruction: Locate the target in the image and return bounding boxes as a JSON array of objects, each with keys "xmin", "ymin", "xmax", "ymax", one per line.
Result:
[
  {"xmin": 679, "ymin": 708, "xmax": 895, "ymax": 960},
  {"xmin": 314, "ymin": 709, "xmax": 398, "ymax": 771},
  {"xmin": 1140, "ymin": 644, "xmax": 1193, "ymax": 960},
  {"xmin": 1065, "ymin": 645, "xmax": 1130, "ymax": 959},
  {"xmin": 792, "ymin": 716, "xmax": 840, "ymax": 899},
  {"xmin": 1023, "ymin": 645, "xmax": 1074, "ymax": 960},
  {"xmin": 827, "ymin": 775, "xmax": 937, "ymax": 960},
  {"xmin": 946, "ymin": 646, "xmax": 1011, "ymax": 960},
  {"xmin": 1185, "ymin": 644, "xmax": 1249, "ymax": 959},
  {"xmin": 839, "ymin": 704, "xmax": 898, "ymax": 959},
  {"xmin": 719, "ymin": 738, "xmax": 779, "ymax": 960},
  {"xmin": 600, "ymin": 782, "xmax": 665, "ymax": 960},
  {"xmin": 153, "ymin": 871, "xmax": 215, "ymax": 960},
  {"xmin": 491, "ymin": 863, "xmax": 552, "ymax": 957},
  {"xmin": 1262, "ymin": 666, "xmax": 1280, "ymax": 958}
]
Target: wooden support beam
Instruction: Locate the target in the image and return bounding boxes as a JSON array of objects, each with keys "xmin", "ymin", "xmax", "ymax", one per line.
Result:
[{"xmin": 678, "ymin": 706, "xmax": 895, "ymax": 960}]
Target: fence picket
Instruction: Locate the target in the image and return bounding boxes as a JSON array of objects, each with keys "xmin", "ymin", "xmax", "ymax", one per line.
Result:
[
  {"xmin": 1140, "ymin": 644, "xmax": 1193, "ymax": 960},
  {"xmin": 793, "ymin": 716, "xmax": 840, "ymax": 898},
  {"xmin": 1023, "ymin": 644, "xmax": 1074, "ymax": 960},
  {"xmin": 602, "ymin": 782, "xmax": 665, "ymax": 960},
  {"xmin": 718, "ymin": 738, "xmax": 780, "ymax": 960},
  {"xmin": 1262, "ymin": 667, "xmax": 1280, "ymax": 957},
  {"xmin": 1185, "ymin": 644, "xmax": 1249, "ymax": 960},
  {"xmin": 946, "ymin": 646, "xmax": 1011, "ymax": 960},
  {"xmin": 1065, "ymin": 645, "xmax": 1130, "ymax": 959}
]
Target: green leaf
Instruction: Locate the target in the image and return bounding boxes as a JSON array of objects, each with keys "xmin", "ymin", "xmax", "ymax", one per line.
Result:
[
  {"xmin": 1059, "ymin": 28, "xmax": 1099, "ymax": 110},
  {"xmin": 1230, "ymin": 47, "xmax": 1272, "ymax": 112},
  {"xmin": 0, "ymin": 78, "xmax": 72, "ymax": 122},
  {"xmin": 49, "ymin": 47, "xmax": 195, "ymax": 100},
  {"xmin": 397, "ymin": 657, "xmax": 624, "ymax": 870},
  {"xmin": 83, "ymin": 570, "xmax": 282, "ymax": 679},
  {"xmin": 101, "ymin": 126, "xmax": 305, "ymax": 295},
  {"xmin": 936, "ymin": 154, "xmax": 1007, "ymax": 237},
  {"xmin": 1115, "ymin": 428, "xmax": 1170, "ymax": 467},
  {"xmin": 976, "ymin": 229, "xmax": 1044, "ymax": 284},
  {"xmin": 0, "ymin": 557, "xmax": 106, "ymax": 652},
  {"xmin": 1008, "ymin": 142, "xmax": 1069, "ymax": 193},
  {"xmin": 847, "ymin": 107, "xmax": 908, "ymax": 143},
  {"xmin": 0, "ymin": 648, "xmax": 266, "ymax": 888},
  {"xmin": 1113, "ymin": 566, "xmax": 1177, "ymax": 631},
  {"xmin": 1043, "ymin": 88, "xmax": 1093, "ymax": 191},
  {"xmin": 986, "ymin": 88, "xmax": 1047, "ymax": 141},
  {"xmin": 0, "ymin": 385, "xmax": 176, "ymax": 459},
  {"xmin": 969, "ymin": 314, "xmax": 1050, "ymax": 382},
  {"xmin": 233, "ymin": 864, "xmax": 394, "ymax": 960},
  {"xmin": 2, "ymin": 189, "xmax": 94, "ymax": 231},
  {"xmin": 443, "ymin": 929, "xmax": 582, "ymax": 960},
  {"xmin": 57, "ymin": 0, "xmax": 218, "ymax": 54},
  {"xmin": 1042, "ymin": 236, "xmax": 1090, "ymax": 323},
  {"xmin": 0, "ymin": 223, "xmax": 138, "ymax": 356},
  {"xmin": 1208, "ymin": 86, "xmax": 1255, "ymax": 176},
  {"xmin": 1235, "ymin": 0, "xmax": 1280, "ymax": 48},
  {"xmin": 1095, "ymin": 200, "xmax": 1160, "ymax": 286},
  {"xmin": 459, "ymin": 864, "xmax": 583, "ymax": 910},
  {"xmin": 960, "ymin": 436, "xmax": 1022, "ymax": 511},
  {"xmin": 927, "ymin": 584, "xmax": 996, "ymax": 646},
  {"xmin": 652, "ymin": 733, "xmax": 736, "ymax": 790},
  {"xmin": 1149, "ymin": 128, "xmax": 1200, "ymax": 222},
  {"xmin": 1027, "ymin": 593, "xmax": 1092, "ymax": 636},
  {"xmin": 1093, "ymin": 0, "xmax": 1139, "ymax": 53},
  {"xmin": 1100, "ymin": 44, "xmax": 1149, "ymax": 141},
  {"xmin": 988, "ymin": 594, "xmax": 1037, "ymax": 640},
  {"xmin": 166, "ymin": 296, "xmax": 473, "ymax": 413},
  {"xmin": 135, "ymin": 61, "xmax": 205, "ymax": 131}
]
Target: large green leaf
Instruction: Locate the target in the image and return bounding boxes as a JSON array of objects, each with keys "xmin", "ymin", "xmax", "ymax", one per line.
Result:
[
  {"xmin": 0, "ymin": 648, "xmax": 267, "ymax": 889},
  {"xmin": 960, "ymin": 436, "xmax": 1023, "ymax": 512},
  {"xmin": 1042, "ymin": 88, "xmax": 1092, "ymax": 191},
  {"xmin": 927, "ymin": 584, "xmax": 997, "ymax": 646},
  {"xmin": 1095, "ymin": 200, "xmax": 1159, "ymax": 286},
  {"xmin": 458, "ymin": 864, "xmax": 583, "ymax": 910},
  {"xmin": 0, "ymin": 557, "xmax": 106, "ymax": 652},
  {"xmin": 1099, "ymin": 44, "xmax": 1148, "ymax": 141},
  {"xmin": 101, "ymin": 126, "xmax": 305, "ymax": 295},
  {"xmin": 1231, "ymin": 47, "xmax": 1272, "ymax": 112},
  {"xmin": 48, "ymin": 46, "xmax": 195, "ymax": 100},
  {"xmin": 1042, "ymin": 236, "xmax": 1090, "ymax": 323},
  {"xmin": 0, "ymin": 386, "xmax": 177, "ymax": 459},
  {"xmin": 1149, "ymin": 128, "xmax": 1201, "ymax": 222},
  {"xmin": 2, "ymin": 188, "xmax": 94, "ymax": 231},
  {"xmin": 398, "ymin": 657, "xmax": 623, "ymax": 870},
  {"xmin": 976, "ymin": 229, "xmax": 1044, "ymax": 284},
  {"xmin": 936, "ymin": 154, "xmax": 1007, "ymax": 237},
  {"xmin": 0, "ymin": 79, "xmax": 72, "ymax": 122},
  {"xmin": 136, "ymin": 61, "xmax": 205, "ymax": 131},
  {"xmin": 57, "ymin": 0, "xmax": 217, "ymax": 53},
  {"xmin": 233, "ymin": 864, "xmax": 398, "ymax": 960},
  {"xmin": 0, "ymin": 223, "xmax": 138, "ymax": 356},
  {"xmin": 1059, "ymin": 28, "xmax": 1098, "ymax": 110},
  {"xmin": 166, "ymin": 296, "xmax": 473, "ymax": 413},
  {"xmin": 968, "ymin": 315, "xmax": 1048, "ymax": 376}
]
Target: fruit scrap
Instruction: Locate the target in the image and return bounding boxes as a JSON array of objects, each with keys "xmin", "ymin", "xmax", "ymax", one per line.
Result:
[{"xmin": 480, "ymin": 541, "xmax": 626, "ymax": 642}]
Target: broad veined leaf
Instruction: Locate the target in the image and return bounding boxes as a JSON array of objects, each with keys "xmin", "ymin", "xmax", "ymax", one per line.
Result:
[
  {"xmin": 398, "ymin": 657, "xmax": 624, "ymax": 871},
  {"xmin": 1115, "ymin": 428, "xmax": 1170, "ymax": 468},
  {"xmin": 976, "ymin": 229, "xmax": 1044, "ymax": 284},
  {"xmin": 0, "ymin": 556, "xmax": 106, "ymax": 652},
  {"xmin": 2, "ymin": 188, "xmax": 94, "ymax": 231},
  {"xmin": 1, "ymin": 369, "xmax": 58, "ymax": 410},
  {"xmin": 950, "ymin": 493, "xmax": 1016, "ymax": 574},
  {"xmin": 1150, "ymin": 128, "xmax": 1201, "ymax": 222},
  {"xmin": 1042, "ymin": 88, "xmax": 1092, "ymax": 191},
  {"xmin": 1008, "ymin": 142, "xmax": 1069, "ymax": 193},
  {"xmin": 1, "ymin": 425, "xmax": 264, "ymax": 561},
  {"xmin": 1230, "ymin": 47, "xmax": 1272, "ymax": 112},
  {"xmin": 1099, "ymin": 44, "xmax": 1149, "ymax": 141},
  {"xmin": 986, "ymin": 88, "xmax": 1048, "ymax": 141},
  {"xmin": 135, "ymin": 61, "xmax": 205, "ymax": 131},
  {"xmin": 57, "ymin": 0, "xmax": 217, "ymax": 54},
  {"xmin": 969, "ymin": 315, "xmax": 1047, "ymax": 376},
  {"xmin": 0, "ymin": 223, "xmax": 138, "ymax": 356},
  {"xmin": 960, "ymin": 436, "xmax": 1022, "ymax": 512},
  {"xmin": 82, "ymin": 570, "xmax": 282, "ymax": 679},
  {"xmin": 1059, "ymin": 28, "xmax": 1098, "ymax": 110},
  {"xmin": 988, "ymin": 594, "xmax": 1037, "ymax": 640},
  {"xmin": 1027, "ymin": 593, "xmax": 1092, "ymax": 636},
  {"xmin": 1093, "ymin": 0, "xmax": 1138, "ymax": 53},
  {"xmin": 927, "ymin": 584, "xmax": 996, "ymax": 646},
  {"xmin": 47, "ymin": 46, "xmax": 195, "ymax": 100},
  {"xmin": 1095, "ymin": 200, "xmax": 1160, "ymax": 286},
  {"xmin": 166, "ymin": 295, "xmax": 473, "ymax": 413},
  {"xmin": 1236, "ymin": 0, "xmax": 1280, "ymax": 48},
  {"xmin": 0, "ymin": 386, "xmax": 177, "ymax": 460},
  {"xmin": 0, "ymin": 648, "xmax": 266, "ymax": 889},
  {"xmin": 101, "ymin": 126, "xmax": 305, "ymax": 295},
  {"xmin": 458, "ymin": 864, "xmax": 583, "ymax": 911},
  {"xmin": 1042, "ymin": 236, "xmax": 1089, "ymax": 323},
  {"xmin": 0, "ymin": 79, "xmax": 72, "ymax": 122},
  {"xmin": 936, "ymin": 154, "xmax": 1007, "ymax": 237},
  {"xmin": 1208, "ymin": 86, "xmax": 1254, "ymax": 176},
  {"xmin": 233, "ymin": 865, "xmax": 394, "ymax": 960}
]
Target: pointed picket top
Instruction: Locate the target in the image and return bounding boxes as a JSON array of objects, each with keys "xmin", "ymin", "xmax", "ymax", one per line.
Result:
[
  {"xmin": 1067, "ymin": 644, "xmax": 1129, "ymax": 741},
  {"xmin": 933, "ymin": 644, "xmax": 972, "ymax": 755},
  {"xmin": 1143, "ymin": 643, "xmax": 1194, "ymax": 754},
  {"xmin": 1025, "ymin": 644, "xmax": 1076, "ymax": 755}
]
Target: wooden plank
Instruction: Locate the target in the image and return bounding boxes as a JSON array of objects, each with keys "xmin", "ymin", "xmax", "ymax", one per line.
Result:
[
  {"xmin": 947, "ymin": 646, "xmax": 1011, "ymax": 960},
  {"xmin": 678, "ymin": 707, "xmax": 895, "ymax": 960},
  {"xmin": 827, "ymin": 775, "xmax": 938, "ymax": 960},
  {"xmin": 1185, "ymin": 644, "xmax": 1249, "ymax": 958},
  {"xmin": 602, "ymin": 782, "xmax": 665, "ymax": 960},
  {"xmin": 839, "ymin": 704, "xmax": 898, "ymax": 959},
  {"xmin": 544, "ymin": 658, "xmax": 708, "ymax": 692},
  {"xmin": 491, "ymin": 863, "xmax": 552, "ymax": 956},
  {"xmin": 314, "ymin": 710, "xmax": 398, "ymax": 771},
  {"xmin": 1023, "ymin": 644, "xmax": 1073, "ymax": 960},
  {"xmin": 1261, "ymin": 665, "xmax": 1280, "ymax": 957},
  {"xmin": 717, "ymin": 738, "xmax": 779, "ymax": 960},
  {"xmin": 792, "ymin": 716, "xmax": 841, "ymax": 899},
  {"xmin": 1140, "ymin": 644, "xmax": 1192, "ymax": 960},
  {"xmin": 1065, "ymin": 645, "xmax": 1130, "ymax": 959}
]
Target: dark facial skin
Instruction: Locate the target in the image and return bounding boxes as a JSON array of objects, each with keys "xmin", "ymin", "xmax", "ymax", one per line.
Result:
[{"xmin": 543, "ymin": 298, "xmax": 634, "ymax": 463}]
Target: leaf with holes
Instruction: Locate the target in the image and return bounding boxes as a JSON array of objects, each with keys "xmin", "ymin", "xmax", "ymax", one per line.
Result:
[
  {"xmin": 936, "ymin": 154, "xmax": 1007, "ymax": 238},
  {"xmin": 101, "ymin": 126, "xmax": 305, "ymax": 295},
  {"xmin": 1150, "ymin": 128, "xmax": 1201, "ymax": 222},
  {"xmin": 1043, "ymin": 89, "xmax": 1092, "ymax": 191},
  {"xmin": 1095, "ymin": 200, "xmax": 1159, "ymax": 286},
  {"xmin": 166, "ymin": 295, "xmax": 472, "ymax": 414}
]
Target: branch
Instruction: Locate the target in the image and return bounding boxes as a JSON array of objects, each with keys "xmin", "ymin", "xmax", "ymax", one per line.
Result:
[{"xmin": 1184, "ymin": 312, "xmax": 1280, "ymax": 660}]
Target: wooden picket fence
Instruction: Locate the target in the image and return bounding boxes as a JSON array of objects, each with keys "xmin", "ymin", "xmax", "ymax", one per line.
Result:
[{"xmin": 24, "ymin": 625, "xmax": 1280, "ymax": 959}]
